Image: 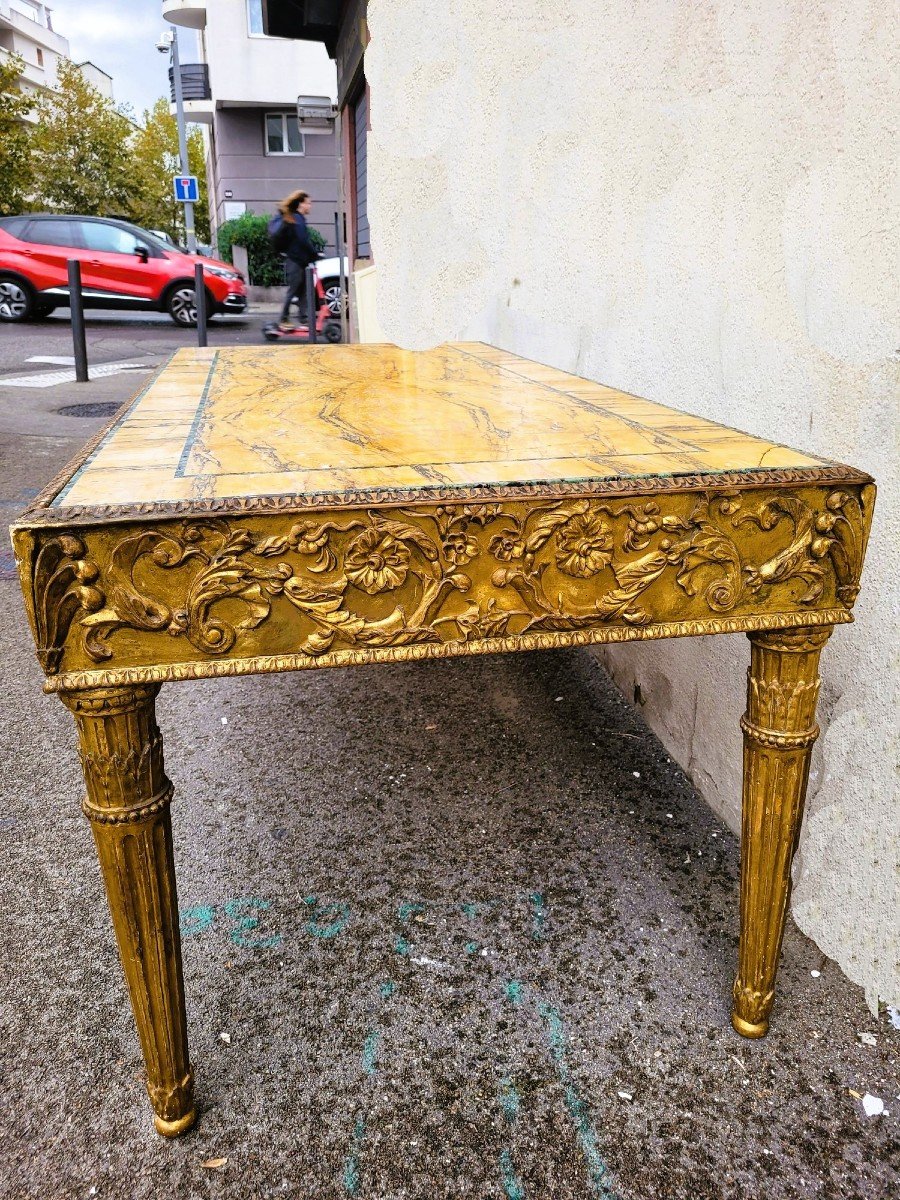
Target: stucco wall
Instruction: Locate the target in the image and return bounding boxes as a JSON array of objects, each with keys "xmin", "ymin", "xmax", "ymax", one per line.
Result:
[{"xmin": 365, "ymin": 1, "xmax": 899, "ymax": 1009}]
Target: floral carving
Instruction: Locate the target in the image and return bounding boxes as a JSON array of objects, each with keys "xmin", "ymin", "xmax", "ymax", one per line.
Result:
[
  {"xmin": 31, "ymin": 486, "xmax": 868, "ymax": 673},
  {"xmin": 344, "ymin": 526, "xmax": 411, "ymax": 594},
  {"xmin": 442, "ymin": 529, "xmax": 480, "ymax": 567},
  {"xmin": 555, "ymin": 511, "xmax": 614, "ymax": 578},
  {"xmin": 488, "ymin": 530, "xmax": 526, "ymax": 561}
]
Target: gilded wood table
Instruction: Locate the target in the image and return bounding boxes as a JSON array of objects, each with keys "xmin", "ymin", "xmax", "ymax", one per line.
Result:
[{"xmin": 11, "ymin": 343, "xmax": 874, "ymax": 1136}]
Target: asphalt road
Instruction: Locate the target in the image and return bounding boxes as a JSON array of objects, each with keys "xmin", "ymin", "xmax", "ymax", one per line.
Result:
[
  {"xmin": 0, "ymin": 315, "xmax": 897, "ymax": 1200},
  {"xmin": 0, "ymin": 307, "xmax": 264, "ymax": 374}
]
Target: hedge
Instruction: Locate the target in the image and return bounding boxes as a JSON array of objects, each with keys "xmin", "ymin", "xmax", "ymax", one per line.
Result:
[{"xmin": 217, "ymin": 213, "xmax": 327, "ymax": 287}]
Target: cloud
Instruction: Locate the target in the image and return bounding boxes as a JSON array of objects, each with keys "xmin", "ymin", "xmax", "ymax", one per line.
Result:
[
  {"xmin": 46, "ymin": 0, "xmax": 194, "ymax": 116},
  {"xmin": 52, "ymin": 2, "xmax": 160, "ymax": 44}
]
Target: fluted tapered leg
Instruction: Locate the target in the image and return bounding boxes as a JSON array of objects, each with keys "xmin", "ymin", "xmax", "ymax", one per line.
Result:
[
  {"xmin": 732, "ymin": 627, "xmax": 831, "ymax": 1038},
  {"xmin": 61, "ymin": 684, "xmax": 195, "ymax": 1136}
]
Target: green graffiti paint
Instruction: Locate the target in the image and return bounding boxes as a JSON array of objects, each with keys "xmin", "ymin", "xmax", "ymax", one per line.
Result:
[
  {"xmin": 397, "ymin": 901, "xmax": 425, "ymax": 922},
  {"xmin": 223, "ymin": 898, "xmax": 281, "ymax": 949},
  {"xmin": 342, "ymin": 1114, "xmax": 365, "ymax": 1195},
  {"xmin": 179, "ymin": 905, "xmax": 214, "ymax": 937},
  {"xmin": 465, "ymin": 941, "xmax": 479, "ymax": 954},
  {"xmin": 530, "ymin": 892, "xmax": 547, "ymax": 941},
  {"xmin": 499, "ymin": 1148, "xmax": 525, "ymax": 1200},
  {"xmin": 362, "ymin": 1030, "xmax": 380, "ymax": 1076},
  {"xmin": 380, "ymin": 980, "xmax": 395, "ymax": 998},
  {"xmin": 504, "ymin": 980, "xmax": 523, "ymax": 1005},
  {"xmin": 303, "ymin": 900, "xmax": 351, "ymax": 940},
  {"xmin": 394, "ymin": 935, "xmax": 411, "ymax": 956},
  {"xmin": 538, "ymin": 1001, "xmax": 617, "ymax": 1199},
  {"xmin": 499, "ymin": 1076, "xmax": 521, "ymax": 1123}
]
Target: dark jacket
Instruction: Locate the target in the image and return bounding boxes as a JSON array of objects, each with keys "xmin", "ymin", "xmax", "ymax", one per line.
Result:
[{"xmin": 285, "ymin": 212, "xmax": 317, "ymax": 266}]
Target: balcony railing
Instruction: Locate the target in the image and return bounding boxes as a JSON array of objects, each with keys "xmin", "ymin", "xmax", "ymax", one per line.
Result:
[{"xmin": 168, "ymin": 62, "xmax": 210, "ymax": 103}]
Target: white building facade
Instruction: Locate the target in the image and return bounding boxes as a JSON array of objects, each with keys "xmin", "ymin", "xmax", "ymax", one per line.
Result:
[
  {"xmin": 0, "ymin": 0, "xmax": 70, "ymax": 117},
  {"xmin": 0, "ymin": 0, "xmax": 113, "ymax": 117},
  {"xmin": 163, "ymin": 0, "xmax": 339, "ymax": 251}
]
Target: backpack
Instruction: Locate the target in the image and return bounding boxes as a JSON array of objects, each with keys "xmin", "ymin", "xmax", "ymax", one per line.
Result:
[{"xmin": 267, "ymin": 213, "xmax": 292, "ymax": 254}]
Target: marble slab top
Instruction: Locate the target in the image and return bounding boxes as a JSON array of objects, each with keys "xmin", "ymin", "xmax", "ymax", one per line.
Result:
[{"xmin": 45, "ymin": 342, "xmax": 841, "ymax": 515}]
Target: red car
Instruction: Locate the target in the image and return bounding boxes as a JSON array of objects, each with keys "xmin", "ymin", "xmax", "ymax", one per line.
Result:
[{"xmin": 0, "ymin": 213, "xmax": 247, "ymax": 326}]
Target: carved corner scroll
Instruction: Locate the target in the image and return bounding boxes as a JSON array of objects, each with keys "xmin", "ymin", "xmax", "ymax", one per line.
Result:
[{"xmin": 26, "ymin": 485, "xmax": 872, "ymax": 677}]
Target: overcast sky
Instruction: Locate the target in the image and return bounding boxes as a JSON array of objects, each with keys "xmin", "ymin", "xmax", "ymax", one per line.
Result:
[{"xmin": 48, "ymin": 0, "xmax": 199, "ymax": 119}]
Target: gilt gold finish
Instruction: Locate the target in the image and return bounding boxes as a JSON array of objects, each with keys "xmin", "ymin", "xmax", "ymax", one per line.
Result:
[
  {"xmin": 9, "ymin": 342, "xmax": 875, "ymax": 1133},
  {"xmin": 59, "ymin": 684, "xmax": 195, "ymax": 1136},
  {"xmin": 732, "ymin": 626, "xmax": 832, "ymax": 1037}
]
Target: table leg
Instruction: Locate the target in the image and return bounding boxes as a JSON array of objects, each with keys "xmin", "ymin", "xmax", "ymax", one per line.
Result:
[
  {"xmin": 60, "ymin": 684, "xmax": 195, "ymax": 1136},
  {"xmin": 732, "ymin": 626, "xmax": 832, "ymax": 1038}
]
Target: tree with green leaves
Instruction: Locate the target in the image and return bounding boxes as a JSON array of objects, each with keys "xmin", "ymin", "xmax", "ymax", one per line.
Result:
[
  {"xmin": 31, "ymin": 60, "xmax": 136, "ymax": 217},
  {"xmin": 130, "ymin": 98, "xmax": 210, "ymax": 244},
  {"xmin": 0, "ymin": 54, "xmax": 34, "ymax": 216}
]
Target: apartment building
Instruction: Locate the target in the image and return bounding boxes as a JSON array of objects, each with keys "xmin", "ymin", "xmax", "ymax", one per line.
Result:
[
  {"xmin": 0, "ymin": 1, "xmax": 112, "ymax": 113},
  {"xmin": 162, "ymin": 0, "xmax": 339, "ymax": 251}
]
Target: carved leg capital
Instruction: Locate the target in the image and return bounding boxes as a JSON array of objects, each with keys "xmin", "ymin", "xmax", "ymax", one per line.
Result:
[
  {"xmin": 61, "ymin": 684, "xmax": 195, "ymax": 1136},
  {"xmin": 732, "ymin": 626, "xmax": 831, "ymax": 1038}
]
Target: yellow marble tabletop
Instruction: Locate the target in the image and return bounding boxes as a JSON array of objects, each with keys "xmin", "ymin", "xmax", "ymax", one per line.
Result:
[{"xmin": 47, "ymin": 342, "xmax": 830, "ymax": 511}]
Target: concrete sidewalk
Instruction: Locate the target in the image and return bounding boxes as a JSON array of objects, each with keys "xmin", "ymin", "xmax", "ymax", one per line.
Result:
[{"xmin": 0, "ymin": 369, "xmax": 897, "ymax": 1200}]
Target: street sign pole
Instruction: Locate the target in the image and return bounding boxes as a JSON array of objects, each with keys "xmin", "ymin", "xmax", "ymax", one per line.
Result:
[{"xmin": 170, "ymin": 28, "xmax": 197, "ymax": 255}]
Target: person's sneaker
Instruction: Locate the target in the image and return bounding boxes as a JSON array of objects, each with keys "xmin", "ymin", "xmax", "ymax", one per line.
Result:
[{"xmin": 278, "ymin": 320, "xmax": 296, "ymax": 332}]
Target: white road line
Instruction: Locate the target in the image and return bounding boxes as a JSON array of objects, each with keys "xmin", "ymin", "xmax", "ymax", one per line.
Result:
[{"xmin": 0, "ymin": 361, "xmax": 152, "ymax": 389}]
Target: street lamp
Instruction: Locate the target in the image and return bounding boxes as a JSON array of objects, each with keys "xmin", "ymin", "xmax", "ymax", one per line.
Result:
[{"xmin": 157, "ymin": 27, "xmax": 196, "ymax": 254}]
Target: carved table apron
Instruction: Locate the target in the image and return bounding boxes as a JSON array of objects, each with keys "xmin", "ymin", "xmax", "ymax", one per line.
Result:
[{"xmin": 10, "ymin": 342, "xmax": 875, "ymax": 1136}]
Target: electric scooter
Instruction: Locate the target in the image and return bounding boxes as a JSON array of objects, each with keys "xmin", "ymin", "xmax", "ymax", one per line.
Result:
[{"xmin": 262, "ymin": 266, "xmax": 342, "ymax": 343}]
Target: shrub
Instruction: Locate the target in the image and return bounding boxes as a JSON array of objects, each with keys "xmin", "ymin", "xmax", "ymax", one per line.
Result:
[{"xmin": 217, "ymin": 213, "xmax": 328, "ymax": 287}]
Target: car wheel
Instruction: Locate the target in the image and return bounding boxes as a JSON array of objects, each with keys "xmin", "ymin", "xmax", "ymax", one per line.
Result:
[
  {"xmin": 0, "ymin": 276, "xmax": 34, "ymax": 322},
  {"xmin": 321, "ymin": 278, "xmax": 344, "ymax": 317},
  {"xmin": 33, "ymin": 300, "xmax": 58, "ymax": 319},
  {"xmin": 166, "ymin": 284, "xmax": 198, "ymax": 326}
]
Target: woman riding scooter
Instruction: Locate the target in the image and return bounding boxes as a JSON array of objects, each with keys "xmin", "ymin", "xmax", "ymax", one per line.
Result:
[{"xmin": 277, "ymin": 190, "xmax": 318, "ymax": 333}]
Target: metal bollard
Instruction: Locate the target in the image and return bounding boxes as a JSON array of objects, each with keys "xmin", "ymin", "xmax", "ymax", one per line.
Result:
[
  {"xmin": 194, "ymin": 262, "xmax": 207, "ymax": 348},
  {"xmin": 305, "ymin": 265, "xmax": 317, "ymax": 344},
  {"xmin": 67, "ymin": 259, "xmax": 88, "ymax": 383}
]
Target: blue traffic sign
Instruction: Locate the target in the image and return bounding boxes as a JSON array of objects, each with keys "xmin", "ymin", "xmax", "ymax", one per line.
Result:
[{"xmin": 173, "ymin": 174, "xmax": 199, "ymax": 203}]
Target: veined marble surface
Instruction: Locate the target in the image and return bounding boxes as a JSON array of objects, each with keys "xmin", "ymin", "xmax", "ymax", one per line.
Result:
[{"xmin": 52, "ymin": 342, "xmax": 830, "ymax": 508}]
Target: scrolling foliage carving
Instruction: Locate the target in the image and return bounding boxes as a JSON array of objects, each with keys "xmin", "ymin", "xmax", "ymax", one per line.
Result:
[{"xmin": 32, "ymin": 488, "xmax": 868, "ymax": 672}]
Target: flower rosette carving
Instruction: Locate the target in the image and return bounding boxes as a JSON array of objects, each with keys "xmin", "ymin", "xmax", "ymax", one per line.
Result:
[
  {"xmin": 344, "ymin": 526, "xmax": 411, "ymax": 594},
  {"xmin": 555, "ymin": 511, "xmax": 614, "ymax": 578},
  {"xmin": 256, "ymin": 513, "xmax": 466, "ymax": 657}
]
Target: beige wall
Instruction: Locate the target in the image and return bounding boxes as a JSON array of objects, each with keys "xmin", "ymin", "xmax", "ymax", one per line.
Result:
[{"xmin": 366, "ymin": 0, "xmax": 899, "ymax": 1009}]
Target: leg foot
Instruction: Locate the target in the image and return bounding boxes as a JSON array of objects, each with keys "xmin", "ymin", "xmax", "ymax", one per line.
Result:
[
  {"xmin": 731, "ymin": 1012, "xmax": 768, "ymax": 1039},
  {"xmin": 732, "ymin": 627, "xmax": 831, "ymax": 1037},
  {"xmin": 62, "ymin": 684, "xmax": 195, "ymax": 1135},
  {"xmin": 155, "ymin": 1106, "xmax": 198, "ymax": 1138}
]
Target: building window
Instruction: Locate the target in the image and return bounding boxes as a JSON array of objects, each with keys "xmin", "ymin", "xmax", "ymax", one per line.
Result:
[
  {"xmin": 265, "ymin": 113, "xmax": 304, "ymax": 156},
  {"xmin": 36, "ymin": 48, "xmax": 44, "ymax": 67},
  {"xmin": 247, "ymin": 0, "xmax": 264, "ymax": 36}
]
